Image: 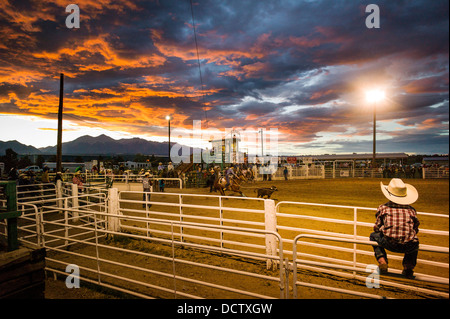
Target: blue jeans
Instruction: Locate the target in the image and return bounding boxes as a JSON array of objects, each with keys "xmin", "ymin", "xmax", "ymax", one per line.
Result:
[
  {"xmin": 369, "ymin": 232, "xmax": 419, "ymax": 269},
  {"xmin": 225, "ymin": 175, "xmax": 230, "ymax": 188}
]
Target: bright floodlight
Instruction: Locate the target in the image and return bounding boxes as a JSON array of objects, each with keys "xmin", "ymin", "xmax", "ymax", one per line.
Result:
[
  {"xmin": 165, "ymin": 115, "xmax": 171, "ymax": 120},
  {"xmin": 365, "ymin": 89, "xmax": 385, "ymax": 103}
]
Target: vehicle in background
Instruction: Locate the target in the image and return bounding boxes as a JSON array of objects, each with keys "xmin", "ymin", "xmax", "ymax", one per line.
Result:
[
  {"xmin": 18, "ymin": 165, "xmax": 43, "ymax": 174},
  {"xmin": 43, "ymin": 162, "xmax": 85, "ymax": 173}
]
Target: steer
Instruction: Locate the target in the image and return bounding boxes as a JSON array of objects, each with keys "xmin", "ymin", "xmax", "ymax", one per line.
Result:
[{"xmin": 254, "ymin": 186, "xmax": 278, "ymax": 198}]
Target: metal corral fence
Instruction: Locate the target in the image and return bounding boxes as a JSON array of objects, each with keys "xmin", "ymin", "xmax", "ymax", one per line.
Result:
[
  {"xmin": 10, "ymin": 181, "xmax": 109, "ymax": 249},
  {"xmin": 275, "ymin": 201, "xmax": 449, "ymax": 298},
  {"xmin": 291, "ymin": 234, "xmax": 447, "ymax": 299},
  {"xmin": 2, "ymin": 184, "xmax": 448, "ymax": 299},
  {"xmin": 117, "ymin": 191, "xmax": 277, "ymax": 267},
  {"xmin": 423, "ymin": 167, "xmax": 449, "ymax": 179},
  {"xmin": 61, "ymin": 172, "xmax": 184, "ymax": 190},
  {"xmin": 42, "ymin": 211, "xmax": 288, "ymax": 299},
  {"xmin": 114, "ymin": 190, "xmax": 448, "ymax": 298}
]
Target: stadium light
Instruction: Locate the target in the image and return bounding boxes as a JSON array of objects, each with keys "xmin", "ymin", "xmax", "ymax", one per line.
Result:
[
  {"xmin": 365, "ymin": 89, "xmax": 385, "ymax": 103},
  {"xmin": 365, "ymin": 89, "xmax": 385, "ymax": 177}
]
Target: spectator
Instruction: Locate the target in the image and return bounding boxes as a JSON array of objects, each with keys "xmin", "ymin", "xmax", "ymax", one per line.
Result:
[
  {"xmin": 72, "ymin": 171, "xmax": 84, "ymax": 193},
  {"xmin": 159, "ymin": 179, "xmax": 165, "ymax": 192},
  {"xmin": 142, "ymin": 171, "xmax": 152, "ymax": 208},
  {"xmin": 41, "ymin": 166, "xmax": 50, "ymax": 183},
  {"xmin": 54, "ymin": 172, "xmax": 63, "ymax": 183},
  {"xmin": 8, "ymin": 167, "xmax": 18, "ymax": 181}
]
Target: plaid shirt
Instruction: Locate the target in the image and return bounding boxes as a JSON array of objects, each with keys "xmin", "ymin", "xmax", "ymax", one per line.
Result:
[{"xmin": 374, "ymin": 201, "xmax": 420, "ymax": 244}]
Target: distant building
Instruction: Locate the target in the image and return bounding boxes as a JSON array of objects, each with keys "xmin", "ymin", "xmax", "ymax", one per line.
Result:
[
  {"xmin": 209, "ymin": 130, "xmax": 242, "ymax": 165},
  {"xmin": 43, "ymin": 162, "xmax": 85, "ymax": 173},
  {"xmin": 119, "ymin": 161, "xmax": 152, "ymax": 170},
  {"xmin": 279, "ymin": 153, "xmax": 409, "ymax": 165}
]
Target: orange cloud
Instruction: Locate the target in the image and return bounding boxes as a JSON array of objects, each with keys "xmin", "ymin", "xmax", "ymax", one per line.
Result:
[
  {"xmin": 0, "ymin": 67, "xmax": 47, "ymax": 86},
  {"xmin": 33, "ymin": 36, "xmax": 167, "ymax": 76}
]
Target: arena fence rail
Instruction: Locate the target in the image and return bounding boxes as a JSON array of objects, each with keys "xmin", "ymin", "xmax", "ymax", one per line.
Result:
[
  {"xmin": 39, "ymin": 208, "xmax": 288, "ymax": 299},
  {"xmin": 292, "ymin": 234, "xmax": 448, "ymax": 299},
  {"xmin": 2, "ymin": 182, "xmax": 448, "ymax": 299},
  {"xmin": 275, "ymin": 201, "xmax": 449, "ymax": 291}
]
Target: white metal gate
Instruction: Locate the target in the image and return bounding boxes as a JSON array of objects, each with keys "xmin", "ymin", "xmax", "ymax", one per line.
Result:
[{"xmin": 7, "ymin": 185, "xmax": 449, "ymax": 299}]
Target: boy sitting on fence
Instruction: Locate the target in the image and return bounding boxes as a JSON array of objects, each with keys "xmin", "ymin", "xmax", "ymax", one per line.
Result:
[{"xmin": 369, "ymin": 178, "xmax": 420, "ymax": 279}]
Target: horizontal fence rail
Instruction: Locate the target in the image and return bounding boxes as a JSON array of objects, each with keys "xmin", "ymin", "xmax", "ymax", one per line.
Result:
[
  {"xmin": 117, "ymin": 191, "xmax": 275, "ymax": 264},
  {"xmin": 3, "ymin": 182, "xmax": 448, "ymax": 299},
  {"xmin": 292, "ymin": 234, "xmax": 449, "ymax": 299},
  {"xmin": 275, "ymin": 201, "xmax": 449, "ymax": 289},
  {"xmin": 39, "ymin": 207, "xmax": 288, "ymax": 299}
]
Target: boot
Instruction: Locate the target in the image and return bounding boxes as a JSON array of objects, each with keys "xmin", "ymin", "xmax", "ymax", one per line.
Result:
[{"xmin": 377, "ymin": 257, "xmax": 388, "ymax": 273}]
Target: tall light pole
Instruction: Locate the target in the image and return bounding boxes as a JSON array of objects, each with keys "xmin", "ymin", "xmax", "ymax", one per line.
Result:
[
  {"xmin": 165, "ymin": 115, "xmax": 171, "ymax": 162},
  {"xmin": 365, "ymin": 89, "xmax": 385, "ymax": 177}
]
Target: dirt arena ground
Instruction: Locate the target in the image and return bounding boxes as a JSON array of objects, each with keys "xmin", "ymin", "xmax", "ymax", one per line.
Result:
[{"xmin": 44, "ymin": 178, "xmax": 449, "ymax": 299}]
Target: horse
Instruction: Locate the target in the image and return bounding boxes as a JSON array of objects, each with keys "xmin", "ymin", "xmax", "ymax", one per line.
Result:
[
  {"xmin": 240, "ymin": 168, "xmax": 255, "ymax": 183},
  {"xmin": 213, "ymin": 174, "xmax": 245, "ymax": 197}
]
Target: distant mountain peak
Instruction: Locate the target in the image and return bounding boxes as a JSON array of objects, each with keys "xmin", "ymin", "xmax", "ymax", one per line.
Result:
[
  {"xmin": 1, "ymin": 134, "xmax": 198, "ymax": 156},
  {"xmin": 73, "ymin": 134, "xmax": 115, "ymax": 143},
  {"xmin": 0, "ymin": 140, "xmax": 42, "ymax": 155}
]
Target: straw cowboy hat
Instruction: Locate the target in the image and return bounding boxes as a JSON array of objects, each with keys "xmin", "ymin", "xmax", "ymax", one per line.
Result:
[{"xmin": 380, "ymin": 178, "xmax": 418, "ymax": 205}]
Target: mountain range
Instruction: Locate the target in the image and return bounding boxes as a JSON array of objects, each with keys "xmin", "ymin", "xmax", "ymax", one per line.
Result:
[{"xmin": 0, "ymin": 134, "xmax": 189, "ymax": 156}]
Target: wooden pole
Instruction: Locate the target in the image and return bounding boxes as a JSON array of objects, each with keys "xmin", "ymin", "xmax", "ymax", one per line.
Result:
[
  {"xmin": 168, "ymin": 118, "xmax": 171, "ymax": 161},
  {"xmin": 56, "ymin": 73, "xmax": 64, "ymax": 173},
  {"xmin": 372, "ymin": 101, "xmax": 376, "ymax": 178}
]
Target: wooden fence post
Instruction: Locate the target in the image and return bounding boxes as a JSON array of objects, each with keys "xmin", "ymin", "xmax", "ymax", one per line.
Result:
[
  {"xmin": 71, "ymin": 183, "xmax": 79, "ymax": 222},
  {"xmin": 107, "ymin": 188, "xmax": 120, "ymax": 232},
  {"xmin": 264, "ymin": 199, "xmax": 278, "ymax": 270}
]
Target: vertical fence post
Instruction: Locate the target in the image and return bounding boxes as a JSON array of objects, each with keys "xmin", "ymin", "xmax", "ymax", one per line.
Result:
[
  {"xmin": 264, "ymin": 199, "xmax": 277, "ymax": 270},
  {"xmin": 179, "ymin": 195, "xmax": 184, "ymax": 242},
  {"xmin": 56, "ymin": 179, "xmax": 62, "ymax": 209},
  {"xmin": 2, "ymin": 181, "xmax": 19, "ymax": 251},
  {"xmin": 332, "ymin": 162, "xmax": 336, "ymax": 179},
  {"xmin": 219, "ymin": 197, "xmax": 224, "ymax": 248},
  {"xmin": 107, "ymin": 188, "xmax": 120, "ymax": 233},
  {"xmin": 71, "ymin": 183, "xmax": 79, "ymax": 222},
  {"xmin": 353, "ymin": 207, "xmax": 357, "ymax": 278},
  {"xmin": 64, "ymin": 198, "xmax": 69, "ymax": 247}
]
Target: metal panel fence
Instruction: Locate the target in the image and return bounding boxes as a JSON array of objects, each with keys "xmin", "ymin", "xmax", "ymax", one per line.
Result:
[
  {"xmin": 424, "ymin": 167, "xmax": 449, "ymax": 179},
  {"xmin": 292, "ymin": 234, "xmax": 448, "ymax": 299},
  {"xmin": 39, "ymin": 208, "xmax": 288, "ymax": 299},
  {"xmin": 117, "ymin": 191, "xmax": 279, "ymax": 268},
  {"xmin": 275, "ymin": 201, "xmax": 449, "ymax": 294},
  {"xmin": 2, "ymin": 183, "xmax": 448, "ymax": 299}
]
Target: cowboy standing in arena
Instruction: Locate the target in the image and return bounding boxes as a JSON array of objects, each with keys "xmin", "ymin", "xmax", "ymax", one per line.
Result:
[
  {"xmin": 369, "ymin": 178, "xmax": 420, "ymax": 279},
  {"xmin": 224, "ymin": 166, "xmax": 234, "ymax": 190},
  {"xmin": 72, "ymin": 171, "xmax": 84, "ymax": 193},
  {"xmin": 142, "ymin": 171, "xmax": 152, "ymax": 208}
]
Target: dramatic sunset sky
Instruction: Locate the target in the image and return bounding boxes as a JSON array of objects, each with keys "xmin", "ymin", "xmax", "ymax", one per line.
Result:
[{"xmin": 0, "ymin": 0, "xmax": 448, "ymax": 155}]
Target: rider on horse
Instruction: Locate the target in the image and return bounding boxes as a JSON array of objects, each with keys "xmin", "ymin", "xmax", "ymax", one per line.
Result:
[{"xmin": 224, "ymin": 166, "xmax": 235, "ymax": 190}]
